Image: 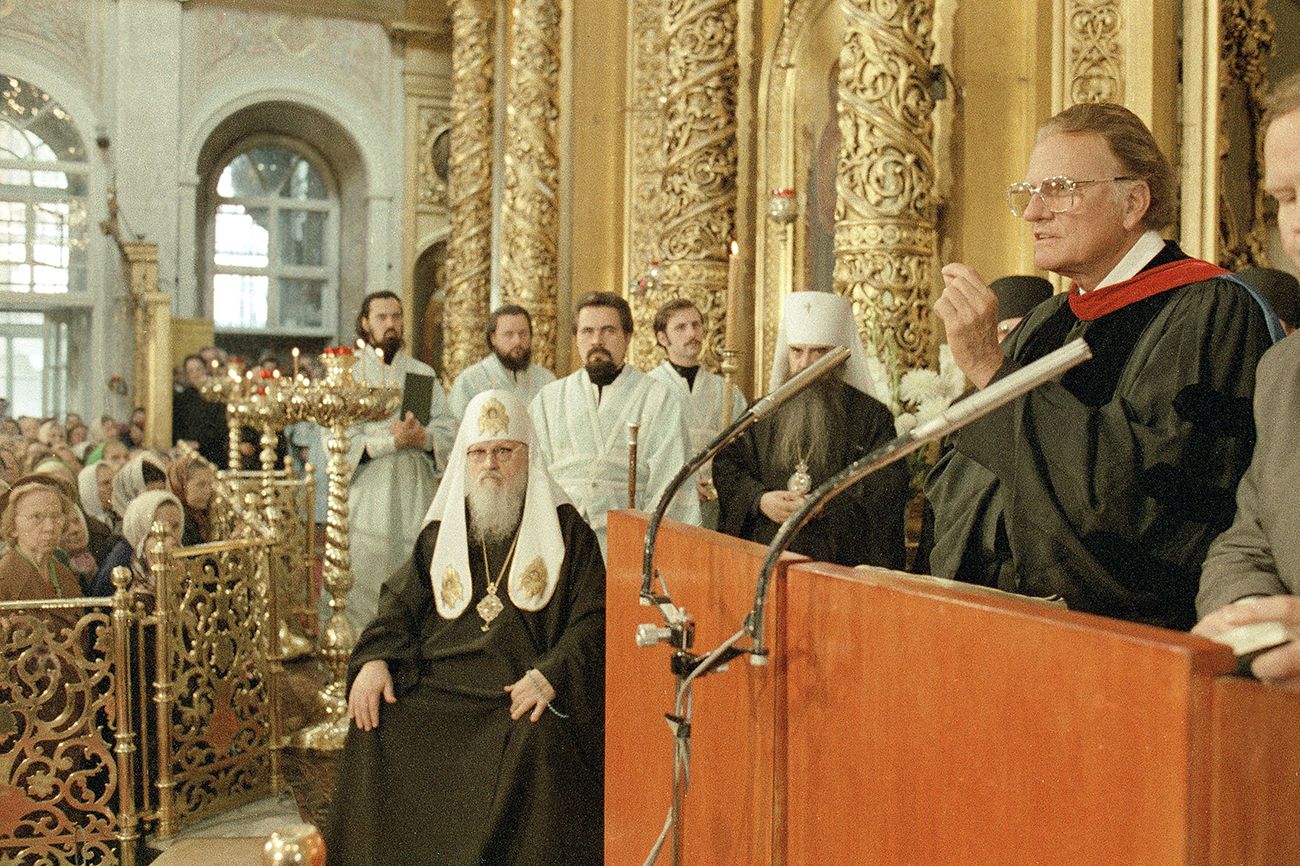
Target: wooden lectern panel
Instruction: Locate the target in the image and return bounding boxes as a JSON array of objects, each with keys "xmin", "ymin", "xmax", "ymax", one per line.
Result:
[
  {"xmin": 1207, "ymin": 676, "xmax": 1300, "ymax": 865},
  {"xmin": 604, "ymin": 510, "xmax": 803, "ymax": 866},
  {"xmin": 781, "ymin": 562, "xmax": 1237, "ymax": 866}
]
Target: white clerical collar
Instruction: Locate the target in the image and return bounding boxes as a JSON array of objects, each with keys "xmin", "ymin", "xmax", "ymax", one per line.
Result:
[{"xmin": 1085, "ymin": 230, "xmax": 1166, "ymax": 293}]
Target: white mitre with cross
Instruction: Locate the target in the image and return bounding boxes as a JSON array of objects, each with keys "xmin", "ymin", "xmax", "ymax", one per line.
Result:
[
  {"xmin": 768, "ymin": 290, "xmax": 878, "ymax": 397},
  {"xmin": 423, "ymin": 388, "xmax": 571, "ymax": 621}
]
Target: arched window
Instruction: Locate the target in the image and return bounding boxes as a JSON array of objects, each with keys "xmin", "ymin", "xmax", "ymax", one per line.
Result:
[
  {"xmin": 208, "ymin": 140, "xmax": 338, "ymax": 335},
  {"xmin": 0, "ymin": 75, "xmax": 88, "ymax": 295},
  {"xmin": 0, "ymin": 74, "xmax": 88, "ymax": 418}
]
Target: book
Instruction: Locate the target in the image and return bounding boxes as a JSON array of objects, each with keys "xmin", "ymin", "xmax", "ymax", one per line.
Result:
[
  {"xmin": 1206, "ymin": 620, "xmax": 1293, "ymax": 677},
  {"xmin": 401, "ymin": 372, "xmax": 435, "ymax": 427}
]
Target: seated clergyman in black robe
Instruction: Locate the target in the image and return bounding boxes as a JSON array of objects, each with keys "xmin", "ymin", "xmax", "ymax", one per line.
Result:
[
  {"xmin": 714, "ymin": 291, "xmax": 909, "ymax": 568},
  {"xmin": 926, "ymin": 101, "xmax": 1281, "ymax": 630},
  {"xmin": 325, "ymin": 388, "xmax": 605, "ymax": 866}
]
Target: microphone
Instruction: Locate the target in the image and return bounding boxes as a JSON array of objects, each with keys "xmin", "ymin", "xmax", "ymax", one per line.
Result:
[
  {"xmin": 638, "ymin": 345, "xmax": 850, "ymax": 603},
  {"xmin": 744, "ymin": 338, "xmax": 1094, "ymax": 661}
]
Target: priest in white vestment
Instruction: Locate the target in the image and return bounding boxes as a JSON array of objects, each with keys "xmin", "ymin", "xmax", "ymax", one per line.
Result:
[
  {"xmin": 530, "ymin": 291, "xmax": 700, "ymax": 552},
  {"xmin": 448, "ymin": 304, "xmax": 557, "ymax": 423},
  {"xmin": 647, "ymin": 298, "xmax": 746, "ymax": 529},
  {"xmin": 340, "ymin": 291, "xmax": 457, "ymax": 632}
]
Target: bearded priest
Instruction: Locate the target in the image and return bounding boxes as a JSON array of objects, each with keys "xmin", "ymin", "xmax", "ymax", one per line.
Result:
[
  {"xmin": 324, "ymin": 388, "xmax": 605, "ymax": 866},
  {"xmin": 713, "ymin": 291, "xmax": 908, "ymax": 568}
]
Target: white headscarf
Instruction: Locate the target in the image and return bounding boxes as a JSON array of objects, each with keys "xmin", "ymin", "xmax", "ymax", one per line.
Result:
[
  {"xmin": 111, "ymin": 453, "xmax": 166, "ymax": 518},
  {"xmin": 768, "ymin": 291, "xmax": 878, "ymax": 398},
  {"xmin": 121, "ymin": 490, "xmax": 183, "ymax": 558},
  {"xmin": 423, "ymin": 389, "xmax": 571, "ymax": 621},
  {"xmin": 78, "ymin": 463, "xmax": 111, "ymax": 524}
]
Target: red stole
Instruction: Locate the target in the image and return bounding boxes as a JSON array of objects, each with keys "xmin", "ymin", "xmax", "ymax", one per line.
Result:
[{"xmin": 1068, "ymin": 258, "xmax": 1230, "ymax": 321}]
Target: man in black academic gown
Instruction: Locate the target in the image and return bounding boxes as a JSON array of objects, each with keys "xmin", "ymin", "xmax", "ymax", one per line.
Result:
[
  {"xmin": 713, "ymin": 291, "xmax": 908, "ymax": 569},
  {"xmin": 927, "ymin": 101, "xmax": 1281, "ymax": 630},
  {"xmin": 325, "ymin": 388, "xmax": 605, "ymax": 866}
]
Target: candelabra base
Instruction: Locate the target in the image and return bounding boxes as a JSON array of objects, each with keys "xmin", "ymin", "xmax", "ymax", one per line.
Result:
[
  {"xmin": 289, "ymin": 683, "xmax": 350, "ymax": 751},
  {"xmin": 279, "ymin": 624, "xmax": 315, "ymax": 662}
]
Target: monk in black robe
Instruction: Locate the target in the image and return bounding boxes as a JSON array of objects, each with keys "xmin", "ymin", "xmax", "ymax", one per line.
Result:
[
  {"xmin": 713, "ymin": 291, "xmax": 909, "ymax": 569},
  {"xmin": 928, "ymin": 102, "xmax": 1279, "ymax": 630},
  {"xmin": 325, "ymin": 389, "xmax": 605, "ymax": 866}
]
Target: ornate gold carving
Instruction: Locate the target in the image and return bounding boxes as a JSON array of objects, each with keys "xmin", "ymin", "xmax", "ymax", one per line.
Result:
[
  {"xmin": 442, "ymin": 0, "xmax": 495, "ymax": 385},
  {"xmin": 628, "ymin": 0, "xmax": 739, "ymax": 370},
  {"xmin": 151, "ymin": 538, "xmax": 281, "ymax": 839},
  {"xmin": 0, "ymin": 605, "xmax": 124, "ymax": 866},
  {"xmin": 477, "ymin": 397, "xmax": 510, "ymax": 436},
  {"xmin": 834, "ymin": 0, "xmax": 938, "ymax": 372},
  {"xmin": 417, "ymin": 106, "xmax": 451, "ymax": 210},
  {"xmin": 1066, "ymin": 0, "xmax": 1124, "ymax": 105},
  {"xmin": 500, "ymin": 0, "xmax": 562, "ymax": 371},
  {"xmin": 1217, "ymin": 0, "xmax": 1275, "ymax": 269},
  {"xmin": 625, "ymin": 0, "xmax": 671, "ymax": 365},
  {"xmin": 520, "ymin": 556, "xmax": 547, "ymax": 599},
  {"xmin": 442, "ymin": 566, "xmax": 465, "ymax": 608}
]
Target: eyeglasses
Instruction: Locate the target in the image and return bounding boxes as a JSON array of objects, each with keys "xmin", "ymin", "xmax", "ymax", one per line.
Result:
[
  {"xmin": 467, "ymin": 444, "xmax": 522, "ymax": 464},
  {"xmin": 1006, "ymin": 175, "xmax": 1138, "ymax": 217}
]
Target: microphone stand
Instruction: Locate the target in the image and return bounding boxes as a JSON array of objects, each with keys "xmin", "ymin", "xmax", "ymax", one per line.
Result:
[
  {"xmin": 636, "ymin": 345, "xmax": 849, "ymax": 866},
  {"xmin": 744, "ymin": 338, "xmax": 1093, "ymax": 659}
]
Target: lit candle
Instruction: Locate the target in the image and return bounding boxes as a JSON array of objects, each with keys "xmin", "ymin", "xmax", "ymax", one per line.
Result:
[
  {"xmin": 725, "ymin": 240, "xmax": 740, "ymax": 350},
  {"xmin": 377, "ymin": 349, "xmax": 386, "ymax": 386},
  {"xmin": 291, "ymin": 346, "xmax": 299, "ymax": 379}
]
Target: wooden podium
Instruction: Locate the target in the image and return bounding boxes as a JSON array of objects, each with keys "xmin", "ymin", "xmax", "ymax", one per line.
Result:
[{"xmin": 605, "ymin": 510, "xmax": 1300, "ymax": 866}]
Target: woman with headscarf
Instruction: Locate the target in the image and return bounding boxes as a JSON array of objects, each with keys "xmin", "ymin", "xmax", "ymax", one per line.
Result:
[
  {"xmin": 89, "ymin": 489, "xmax": 184, "ymax": 597},
  {"xmin": 87, "ymin": 468, "xmax": 123, "ymax": 561},
  {"xmin": 109, "ymin": 453, "xmax": 168, "ymax": 527},
  {"xmin": 0, "ymin": 477, "xmax": 78, "ymax": 604},
  {"xmin": 165, "ymin": 453, "xmax": 215, "ymax": 546}
]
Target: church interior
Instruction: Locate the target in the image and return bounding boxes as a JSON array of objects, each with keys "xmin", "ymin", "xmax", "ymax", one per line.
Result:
[{"xmin": 3, "ymin": 0, "xmax": 1300, "ymax": 863}]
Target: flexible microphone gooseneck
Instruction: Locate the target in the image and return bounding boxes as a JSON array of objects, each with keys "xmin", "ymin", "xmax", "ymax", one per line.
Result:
[{"xmin": 744, "ymin": 337, "xmax": 1095, "ymax": 661}]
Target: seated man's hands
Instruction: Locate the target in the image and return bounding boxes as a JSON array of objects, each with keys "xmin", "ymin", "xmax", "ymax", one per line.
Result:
[
  {"xmin": 348, "ymin": 659, "xmax": 397, "ymax": 731},
  {"xmin": 935, "ymin": 263, "xmax": 1004, "ymax": 389},
  {"xmin": 504, "ymin": 668, "xmax": 556, "ymax": 723},
  {"xmin": 697, "ymin": 476, "xmax": 718, "ymax": 503},
  {"xmin": 760, "ymin": 490, "xmax": 805, "ymax": 524},
  {"xmin": 1193, "ymin": 595, "xmax": 1300, "ymax": 689},
  {"xmin": 389, "ymin": 412, "xmax": 426, "ymax": 450}
]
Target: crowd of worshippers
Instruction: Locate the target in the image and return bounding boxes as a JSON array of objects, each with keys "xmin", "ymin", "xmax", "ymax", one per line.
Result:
[{"xmin": 0, "ymin": 415, "xmax": 216, "ymax": 607}]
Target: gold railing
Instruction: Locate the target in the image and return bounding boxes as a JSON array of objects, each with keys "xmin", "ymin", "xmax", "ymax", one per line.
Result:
[
  {"xmin": 148, "ymin": 535, "xmax": 283, "ymax": 841},
  {"xmin": 0, "ymin": 591, "xmax": 138, "ymax": 866},
  {"xmin": 211, "ymin": 468, "xmax": 318, "ymax": 644},
  {"xmin": 1, "ymin": 530, "xmax": 287, "ymax": 859}
]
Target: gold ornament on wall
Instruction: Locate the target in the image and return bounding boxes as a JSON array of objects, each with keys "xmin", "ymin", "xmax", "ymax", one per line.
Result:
[
  {"xmin": 442, "ymin": 0, "xmax": 495, "ymax": 384},
  {"xmin": 833, "ymin": 0, "xmax": 938, "ymax": 373},
  {"xmin": 417, "ymin": 106, "xmax": 451, "ymax": 210},
  {"xmin": 1066, "ymin": 0, "xmax": 1124, "ymax": 104},
  {"xmin": 1217, "ymin": 0, "xmax": 1276, "ymax": 270},
  {"xmin": 500, "ymin": 0, "xmax": 562, "ymax": 372},
  {"xmin": 629, "ymin": 0, "xmax": 739, "ymax": 371}
]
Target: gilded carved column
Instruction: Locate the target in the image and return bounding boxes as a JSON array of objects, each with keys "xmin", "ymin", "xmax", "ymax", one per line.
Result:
[
  {"xmin": 632, "ymin": 0, "xmax": 738, "ymax": 369},
  {"xmin": 442, "ymin": 0, "xmax": 495, "ymax": 383},
  {"xmin": 834, "ymin": 0, "xmax": 938, "ymax": 372},
  {"xmin": 500, "ymin": 0, "xmax": 561, "ymax": 370}
]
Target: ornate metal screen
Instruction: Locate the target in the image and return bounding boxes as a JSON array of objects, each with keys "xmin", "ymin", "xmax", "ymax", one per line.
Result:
[
  {"xmin": 0, "ymin": 595, "xmax": 138, "ymax": 866},
  {"xmin": 212, "ymin": 468, "xmax": 317, "ymax": 641},
  {"xmin": 149, "ymin": 537, "xmax": 283, "ymax": 841}
]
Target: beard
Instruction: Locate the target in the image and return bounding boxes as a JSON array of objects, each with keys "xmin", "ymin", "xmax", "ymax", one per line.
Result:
[
  {"xmin": 495, "ymin": 344, "xmax": 532, "ymax": 373},
  {"xmin": 466, "ymin": 466, "xmax": 528, "ymax": 546},
  {"xmin": 365, "ymin": 328, "xmax": 404, "ymax": 363},
  {"xmin": 770, "ymin": 377, "xmax": 845, "ymax": 484},
  {"xmin": 584, "ymin": 348, "xmax": 620, "ymax": 386}
]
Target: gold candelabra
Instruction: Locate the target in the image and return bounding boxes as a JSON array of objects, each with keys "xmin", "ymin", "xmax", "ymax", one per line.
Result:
[{"xmin": 289, "ymin": 349, "xmax": 401, "ymax": 751}]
